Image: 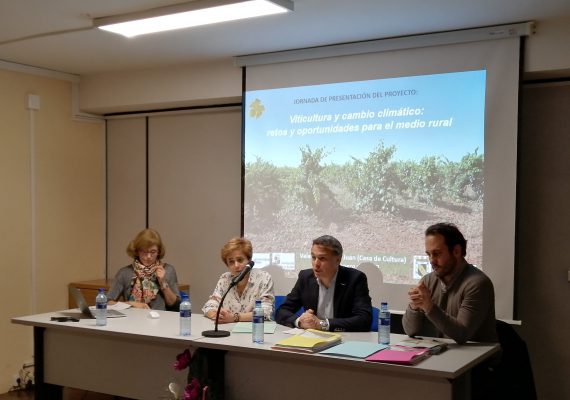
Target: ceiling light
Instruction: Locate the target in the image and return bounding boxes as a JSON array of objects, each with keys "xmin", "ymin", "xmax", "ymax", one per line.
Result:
[{"xmin": 94, "ymin": 0, "xmax": 294, "ymax": 38}]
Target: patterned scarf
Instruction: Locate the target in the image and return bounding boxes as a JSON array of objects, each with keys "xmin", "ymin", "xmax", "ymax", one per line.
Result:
[{"xmin": 129, "ymin": 259, "xmax": 160, "ymax": 304}]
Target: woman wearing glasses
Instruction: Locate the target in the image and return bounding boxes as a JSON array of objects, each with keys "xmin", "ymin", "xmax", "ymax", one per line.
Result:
[
  {"xmin": 107, "ymin": 228, "xmax": 181, "ymax": 310},
  {"xmin": 202, "ymin": 237, "xmax": 274, "ymax": 323}
]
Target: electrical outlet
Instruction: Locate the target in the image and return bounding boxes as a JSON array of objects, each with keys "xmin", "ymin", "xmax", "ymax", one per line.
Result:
[{"xmin": 12, "ymin": 374, "xmax": 20, "ymax": 388}]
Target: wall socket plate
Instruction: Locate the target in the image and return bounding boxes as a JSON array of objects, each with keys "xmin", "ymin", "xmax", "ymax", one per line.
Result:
[{"xmin": 27, "ymin": 94, "xmax": 40, "ymax": 110}]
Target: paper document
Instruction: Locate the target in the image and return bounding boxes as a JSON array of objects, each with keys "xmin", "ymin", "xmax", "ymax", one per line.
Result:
[
  {"xmin": 396, "ymin": 337, "xmax": 448, "ymax": 354},
  {"xmin": 283, "ymin": 328, "xmax": 304, "ymax": 335},
  {"xmin": 89, "ymin": 302, "xmax": 131, "ymax": 311},
  {"xmin": 232, "ymin": 321, "xmax": 277, "ymax": 334}
]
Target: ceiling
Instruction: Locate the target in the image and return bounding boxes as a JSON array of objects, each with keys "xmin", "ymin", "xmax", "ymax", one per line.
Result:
[{"xmin": 1, "ymin": 0, "xmax": 570, "ymax": 76}]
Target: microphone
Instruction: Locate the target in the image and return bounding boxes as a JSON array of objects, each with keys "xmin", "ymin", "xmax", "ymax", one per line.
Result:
[
  {"xmin": 230, "ymin": 261, "xmax": 255, "ymax": 286},
  {"xmin": 202, "ymin": 260, "xmax": 255, "ymax": 338}
]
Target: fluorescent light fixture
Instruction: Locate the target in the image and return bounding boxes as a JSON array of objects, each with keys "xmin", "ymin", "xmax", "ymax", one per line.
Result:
[{"xmin": 94, "ymin": 0, "xmax": 294, "ymax": 38}]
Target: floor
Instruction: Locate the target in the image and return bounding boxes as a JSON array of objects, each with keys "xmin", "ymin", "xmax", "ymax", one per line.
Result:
[{"xmin": 0, "ymin": 388, "xmax": 127, "ymax": 400}]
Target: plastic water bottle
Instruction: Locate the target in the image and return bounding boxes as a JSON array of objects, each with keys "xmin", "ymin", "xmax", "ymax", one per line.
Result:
[
  {"xmin": 179, "ymin": 292, "xmax": 191, "ymax": 336},
  {"xmin": 378, "ymin": 301, "xmax": 391, "ymax": 345},
  {"xmin": 252, "ymin": 299, "xmax": 264, "ymax": 344},
  {"xmin": 95, "ymin": 288, "xmax": 107, "ymax": 326}
]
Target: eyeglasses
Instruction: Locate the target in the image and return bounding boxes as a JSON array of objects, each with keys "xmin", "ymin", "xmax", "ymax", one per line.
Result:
[{"xmin": 138, "ymin": 249, "xmax": 158, "ymax": 256}]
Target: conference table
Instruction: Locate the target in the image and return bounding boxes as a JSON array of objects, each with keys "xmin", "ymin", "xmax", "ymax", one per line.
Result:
[{"xmin": 12, "ymin": 308, "xmax": 499, "ymax": 400}]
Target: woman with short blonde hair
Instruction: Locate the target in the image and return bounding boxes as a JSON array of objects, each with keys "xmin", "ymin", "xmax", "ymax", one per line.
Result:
[{"xmin": 203, "ymin": 237, "xmax": 274, "ymax": 323}]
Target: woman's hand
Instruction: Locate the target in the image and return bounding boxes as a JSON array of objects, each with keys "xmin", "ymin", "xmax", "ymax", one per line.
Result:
[
  {"xmin": 129, "ymin": 301, "xmax": 150, "ymax": 309},
  {"xmin": 155, "ymin": 264, "xmax": 166, "ymax": 282},
  {"xmin": 208, "ymin": 308, "xmax": 235, "ymax": 324}
]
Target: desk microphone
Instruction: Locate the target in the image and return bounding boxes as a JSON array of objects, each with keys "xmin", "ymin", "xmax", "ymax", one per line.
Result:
[
  {"xmin": 203, "ymin": 261, "xmax": 255, "ymax": 338},
  {"xmin": 231, "ymin": 261, "xmax": 254, "ymax": 285}
]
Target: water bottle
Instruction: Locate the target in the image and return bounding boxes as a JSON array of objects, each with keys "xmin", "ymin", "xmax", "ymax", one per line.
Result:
[
  {"xmin": 95, "ymin": 288, "xmax": 107, "ymax": 326},
  {"xmin": 378, "ymin": 301, "xmax": 391, "ymax": 345},
  {"xmin": 179, "ymin": 292, "xmax": 191, "ymax": 336},
  {"xmin": 252, "ymin": 299, "xmax": 264, "ymax": 344}
]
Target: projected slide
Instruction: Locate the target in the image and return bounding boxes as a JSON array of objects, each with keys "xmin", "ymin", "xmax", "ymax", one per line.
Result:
[{"xmin": 244, "ymin": 70, "xmax": 485, "ymax": 288}]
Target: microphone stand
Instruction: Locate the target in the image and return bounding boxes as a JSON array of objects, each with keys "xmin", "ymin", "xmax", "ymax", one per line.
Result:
[{"xmin": 202, "ymin": 283, "xmax": 235, "ymax": 338}]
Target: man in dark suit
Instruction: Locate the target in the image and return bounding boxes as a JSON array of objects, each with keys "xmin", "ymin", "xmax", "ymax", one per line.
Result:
[{"xmin": 276, "ymin": 235, "xmax": 372, "ymax": 332}]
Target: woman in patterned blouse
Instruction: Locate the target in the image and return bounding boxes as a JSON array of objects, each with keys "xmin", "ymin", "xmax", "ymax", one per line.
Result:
[{"xmin": 202, "ymin": 237, "xmax": 275, "ymax": 323}]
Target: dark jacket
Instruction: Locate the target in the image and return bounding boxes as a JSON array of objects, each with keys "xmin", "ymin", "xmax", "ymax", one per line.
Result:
[{"xmin": 275, "ymin": 266, "xmax": 372, "ymax": 332}]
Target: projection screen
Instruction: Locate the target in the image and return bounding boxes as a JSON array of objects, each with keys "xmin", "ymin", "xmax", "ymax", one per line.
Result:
[{"xmin": 239, "ymin": 25, "xmax": 528, "ymax": 320}]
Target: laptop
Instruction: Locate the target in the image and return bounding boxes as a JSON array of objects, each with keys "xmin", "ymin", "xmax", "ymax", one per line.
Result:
[{"xmin": 68, "ymin": 286, "xmax": 126, "ymax": 318}]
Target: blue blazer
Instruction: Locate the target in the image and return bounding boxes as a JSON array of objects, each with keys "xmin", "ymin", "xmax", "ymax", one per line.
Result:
[{"xmin": 275, "ymin": 266, "xmax": 372, "ymax": 332}]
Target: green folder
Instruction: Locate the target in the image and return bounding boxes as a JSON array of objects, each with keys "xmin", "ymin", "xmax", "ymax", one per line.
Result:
[{"xmin": 232, "ymin": 321, "xmax": 277, "ymax": 334}]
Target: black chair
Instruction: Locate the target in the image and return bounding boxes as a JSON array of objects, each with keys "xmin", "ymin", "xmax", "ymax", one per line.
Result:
[
  {"xmin": 495, "ymin": 320, "xmax": 537, "ymax": 399},
  {"xmin": 472, "ymin": 320, "xmax": 537, "ymax": 400}
]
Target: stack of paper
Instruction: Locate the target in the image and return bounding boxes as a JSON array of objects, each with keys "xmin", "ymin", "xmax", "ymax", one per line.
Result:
[
  {"xmin": 396, "ymin": 337, "xmax": 448, "ymax": 355},
  {"xmin": 272, "ymin": 329, "xmax": 342, "ymax": 353}
]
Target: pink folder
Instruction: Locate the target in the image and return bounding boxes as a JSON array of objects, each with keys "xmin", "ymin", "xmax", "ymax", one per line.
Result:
[{"xmin": 365, "ymin": 346, "xmax": 431, "ymax": 365}]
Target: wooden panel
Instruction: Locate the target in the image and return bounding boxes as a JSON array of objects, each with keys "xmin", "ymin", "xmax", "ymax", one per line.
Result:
[
  {"xmin": 148, "ymin": 108, "xmax": 242, "ymax": 312},
  {"xmin": 106, "ymin": 118, "xmax": 147, "ymax": 278}
]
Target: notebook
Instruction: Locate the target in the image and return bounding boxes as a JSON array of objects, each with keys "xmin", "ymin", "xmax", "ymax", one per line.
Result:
[{"xmin": 68, "ymin": 286, "xmax": 126, "ymax": 318}]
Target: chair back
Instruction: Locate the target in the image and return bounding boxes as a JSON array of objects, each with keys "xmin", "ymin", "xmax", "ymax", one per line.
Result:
[
  {"xmin": 494, "ymin": 320, "xmax": 537, "ymax": 399},
  {"xmin": 370, "ymin": 306, "xmax": 379, "ymax": 331},
  {"xmin": 274, "ymin": 295, "xmax": 303, "ymax": 320}
]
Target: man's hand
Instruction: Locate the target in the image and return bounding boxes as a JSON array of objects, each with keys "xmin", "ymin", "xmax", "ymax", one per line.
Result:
[
  {"xmin": 408, "ymin": 282, "xmax": 434, "ymax": 313},
  {"xmin": 298, "ymin": 309, "xmax": 320, "ymax": 329}
]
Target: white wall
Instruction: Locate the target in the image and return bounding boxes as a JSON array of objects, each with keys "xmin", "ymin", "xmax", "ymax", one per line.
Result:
[
  {"xmin": 0, "ymin": 69, "xmax": 106, "ymax": 392},
  {"xmin": 78, "ymin": 16, "xmax": 570, "ymax": 114},
  {"xmin": 524, "ymin": 16, "xmax": 570, "ymax": 78},
  {"xmin": 80, "ymin": 60, "xmax": 242, "ymax": 114}
]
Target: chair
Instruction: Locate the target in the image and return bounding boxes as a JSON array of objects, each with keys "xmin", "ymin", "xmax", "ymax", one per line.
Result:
[
  {"xmin": 274, "ymin": 295, "xmax": 287, "ymax": 312},
  {"xmin": 494, "ymin": 320, "xmax": 537, "ymax": 399},
  {"xmin": 273, "ymin": 295, "xmax": 303, "ymax": 320},
  {"xmin": 370, "ymin": 306, "xmax": 379, "ymax": 331},
  {"xmin": 472, "ymin": 320, "xmax": 537, "ymax": 400}
]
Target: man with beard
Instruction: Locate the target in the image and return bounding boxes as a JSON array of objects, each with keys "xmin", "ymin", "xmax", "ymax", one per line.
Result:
[{"xmin": 403, "ymin": 223, "xmax": 497, "ymax": 344}]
